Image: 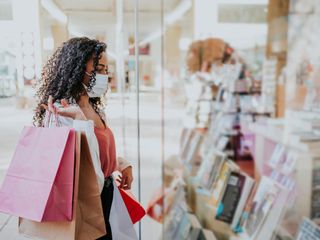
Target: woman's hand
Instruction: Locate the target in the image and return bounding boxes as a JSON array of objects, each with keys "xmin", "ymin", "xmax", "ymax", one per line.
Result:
[
  {"xmin": 42, "ymin": 95, "xmax": 87, "ymax": 120},
  {"xmin": 117, "ymin": 166, "xmax": 133, "ymax": 190}
]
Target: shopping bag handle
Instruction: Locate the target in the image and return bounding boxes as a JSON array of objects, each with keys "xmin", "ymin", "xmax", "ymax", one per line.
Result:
[{"xmin": 43, "ymin": 110, "xmax": 61, "ymax": 127}]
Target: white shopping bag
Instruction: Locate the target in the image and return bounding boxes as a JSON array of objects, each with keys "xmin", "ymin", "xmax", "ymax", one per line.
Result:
[{"xmin": 110, "ymin": 181, "xmax": 138, "ymax": 240}]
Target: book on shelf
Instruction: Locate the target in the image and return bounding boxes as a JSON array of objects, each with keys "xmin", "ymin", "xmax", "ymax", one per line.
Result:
[
  {"xmin": 230, "ymin": 173, "xmax": 255, "ymax": 231},
  {"xmin": 180, "ymin": 128, "xmax": 193, "ymax": 152},
  {"xmin": 183, "ymin": 131, "xmax": 203, "ymax": 171},
  {"xmin": 175, "ymin": 212, "xmax": 202, "ymax": 240},
  {"xmin": 211, "ymin": 160, "xmax": 240, "ymax": 208},
  {"xmin": 164, "ymin": 204, "xmax": 187, "ymax": 240},
  {"xmin": 312, "ymin": 157, "xmax": 320, "ymax": 220},
  {"xmin": 312, "ymin": 187, "xmax": 320, "ymax": 223},
  {"xmin": 216, "ymin": 172, "xmax": 246, "ymax": 224},
  {"xmin": 197, "ymin": 150, "xmax": 226, "ymax": 192},
  {"xmin": 295, "ymin": 217, "xmax": 320, "ymax": 240},
  {"xmin": 163, "ymin": 183, "xmax": 188, "ymax": 239},
  {"xmin": 216, "ymin": 136, "xmax": 230, "ymax": 151},
  {"xmin": 181, "ymin": 130, "xmax": 196, "ymax": 161}
]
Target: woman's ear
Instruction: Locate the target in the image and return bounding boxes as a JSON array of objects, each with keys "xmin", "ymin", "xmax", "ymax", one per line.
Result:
[{"xmin": 82, "ymin": 76, "xmax": 90, "ymax": 86}]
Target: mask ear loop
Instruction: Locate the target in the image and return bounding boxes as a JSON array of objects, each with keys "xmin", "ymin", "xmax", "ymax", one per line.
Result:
[
  {"xmin": 82, "ymin": 83, "xmax": 88, "ymax": 90},
  {"xmin": 85, "ymin": 71, "xmax": 93, "ymax": 77}
]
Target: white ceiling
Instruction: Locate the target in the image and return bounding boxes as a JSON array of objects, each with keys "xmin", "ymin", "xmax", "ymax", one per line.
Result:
[
  {"xmin": 50, "ymin": 0, "xmax": 182, "ymax": 36},
  {"xmin": 54, "ymin": 0, "xmax": 114, "ymax": 12},
  {"xmin": 54, "ymin": 0, "xmax": 180, "ymax": 12}
]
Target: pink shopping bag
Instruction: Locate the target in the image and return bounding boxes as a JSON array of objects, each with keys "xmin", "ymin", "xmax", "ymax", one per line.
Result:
[{"xmin": 0, "ymin": 125, "xmax": 75, "ymax": 222}]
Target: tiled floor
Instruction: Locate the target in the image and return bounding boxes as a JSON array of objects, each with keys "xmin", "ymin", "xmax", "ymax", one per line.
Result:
[{"xmin": 0, "ymin": 93, "xmax": 184, "ymax": 240}]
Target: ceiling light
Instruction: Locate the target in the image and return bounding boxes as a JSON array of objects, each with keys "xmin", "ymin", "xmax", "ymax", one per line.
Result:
[
  {"xmin": 139, "ymin": 29, "xmax": 163, "ymax": 46},
  {"xmin": 138, "ymin": 0, "xmax": 192, "ymax": 46},
  {"xmin": 165, "ymin": 0, "xmax": 192, "ymax": 25},
  {"xmin": 41, "ymin": 0, "xmax": 67, "ymax": 24}
]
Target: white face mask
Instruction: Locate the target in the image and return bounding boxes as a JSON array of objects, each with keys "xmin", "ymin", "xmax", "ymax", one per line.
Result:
[{"xmin": 83, "ymin": 72, "xmax": 109, "ymax": 98}]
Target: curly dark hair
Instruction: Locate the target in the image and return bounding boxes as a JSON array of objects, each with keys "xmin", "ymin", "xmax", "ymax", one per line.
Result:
[{"xmin": 33, "ymin": 37, "xmax": 107, "ymax": 126}]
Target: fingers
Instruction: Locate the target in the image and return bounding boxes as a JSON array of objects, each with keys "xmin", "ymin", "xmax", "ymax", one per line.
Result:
[
  {"xmin": 124, "ymin": 176, "xmax": 132, "ymax": 190},
  {"xmin": 48, "ymin": 95, "xmax": 57, "ymax": 114},
  {"xmin": 56, "ymin": 107, "xmax": 73, "ymax": 118},
  {"xmin": 127, "ymin": 177, "xmax": 133, "ymax": 189},
  {"xmin": 61, "ymin": 99, "xmax": 69, "ymax": 108},
  {"xmin": 116, "ymin": 175, "xmax": 123, "ymax": 186},
  {"xmin": 41, "ymin": 104, "xmax": 48, "ymax": 110},
  {"xmin": 56, "ymin": 109, "xmax": 69, "ymax": 118},
  {"xmin": 121, "ymin": 175, "xmax": 133, "ymax": 190},
  {"xmin": 120, "ymin": 176, "xmax": 127, "ymax": 189}
]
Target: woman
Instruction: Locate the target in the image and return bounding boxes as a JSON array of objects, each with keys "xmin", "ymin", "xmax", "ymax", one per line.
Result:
[
  {"xmin": 184, "ymin": 40, "xmax": 216, "ymax": 131},
  {"xmin": 184, "ymin": 38, "xmax": 233, "ymax": 132},
  {"xmin": 34, "ymin": 37, "xmax": 134, "ymax": 239}
]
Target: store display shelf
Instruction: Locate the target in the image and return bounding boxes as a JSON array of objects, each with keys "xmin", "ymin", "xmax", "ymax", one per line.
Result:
[{"xmin": 248, "ymin": 123, "xmax": 317, "ymax": 153}]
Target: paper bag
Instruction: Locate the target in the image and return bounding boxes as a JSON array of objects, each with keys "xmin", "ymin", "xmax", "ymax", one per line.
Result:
[
  {"xmin": 0, "ymin": 126, "xmax": 75, "ymax": 222},
  {"xmin": 18, "ymin": 133, "xmax": 106, "ymax": 240}
]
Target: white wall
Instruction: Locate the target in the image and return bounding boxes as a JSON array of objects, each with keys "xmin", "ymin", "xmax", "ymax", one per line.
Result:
[{"xmin": 193, "ymin": 0, "xmax": 268, "ymax": 49}]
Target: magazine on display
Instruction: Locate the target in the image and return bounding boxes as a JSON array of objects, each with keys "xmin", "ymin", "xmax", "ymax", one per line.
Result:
[
  {"xmin": 182, "ymin": 131, "xmax": 203, "ymax": 170},
  {"xmin": 164, "ymin": 204, "xmax": 187, "ymax": 240},
  {"xmin": 206, "ymin": 152, "xmax": 227, "ymax": 191},
  {"xmin": 216, "ymin": 172, "xmax": 254, "ymax": 231},
  {"xmin": 200, "ymin": 114, "xmax": 230, "ymax": 158},
  {"xmin": 197, "ymin": 150, "xmax": 226, "ymax": 192},
  {"xmin": 175, "ymin": 212, "xmax": 202, "ymax": 240},
  {"xmin": 295, "ymin": 217, "xmax": 320, "ymax": 240},
  {"xmin": 181, "ymin": 130, "xmax": 196, "ymax": 161},
  {"xmin": 240, "ymin": 177, "xmax": 281, "ymax": 239},
  {"xmin": 216, "ymin": 136, "xmax": 229, "ymax": 152},
  {"xmin": 269, "ymin": 144, "xmax": 286, "ymax": 169},
  {"xmin": 180, "ymin": 128, "xmax": 193, "ymax": 152},
  {"xmin": 269, "ymin": 170, "xmax": 296, "ymax": 192},
  {"xmin": 312, "ymin": 157, "xmax": 320, "ymax": 220},
  {"xmin": 163, "ymin": 184, "xmax": 188, "ymax": 240},
  {"xmin": 230, "ymin": 173, "xmax": 255, "ymax": 230},
  {"xmin": 281, "ymin": 151, "xmax": 298, "ymax": 175},
  {"xmin": 211, "ymin": 160, "xmax": 240, "ymax": 208},
  {"xmin": 216, "ymin": 172, "xmax": 245, "ymax": 224},
  {"xmin": 253, "ymin": 184, "xmax": 290, "ymax": 240}
]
